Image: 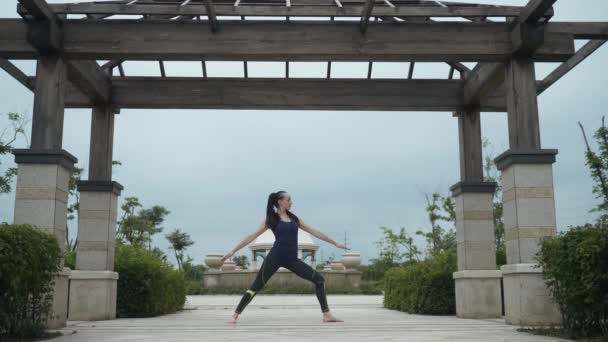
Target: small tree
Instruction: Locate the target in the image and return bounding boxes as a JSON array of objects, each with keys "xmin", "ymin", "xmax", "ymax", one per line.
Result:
[
  {"xmin": 165, "ymin": 228, "xmax": 194, "ymax": 270},
  {"xmin": 416, "ymin": 192, "xmax": 456, "ymax": 256},
  {"xmin": 0, "ymin": 112, "xmax": 30, "ymax": 198},
  {"xmin": 579, "ymin": 116, "xmax": 608, "ymax": 222},
  {"xmin": 482, "ymin": 136, "xmax": 506, "ymax": 266}
]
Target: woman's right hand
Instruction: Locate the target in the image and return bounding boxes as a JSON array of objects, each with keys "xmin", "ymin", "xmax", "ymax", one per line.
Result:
[{"xmin": 220, "ymin": 251, "xmax": 234, "ymax": 263}]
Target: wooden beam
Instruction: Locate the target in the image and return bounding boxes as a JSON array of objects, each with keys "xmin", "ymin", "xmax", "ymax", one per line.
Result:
[
  {"xmin": 546, "ymin": 22, "xmax": 608, "ymax": 39},
  {"xmin": 516, "ymin": 0, "xmax": 556, "ymax": 24},
  {"xmin": 65, "ymin": 60, "xmax": 111, "ymax": 105},
  {"xmin": 18, "ymin": 0, "xmax": 62, "ymax": 54},
  {"xmin": 463, "ymin": 62, "xmax": 504, "ymax": 107},
  {"xmin": 203, "ymin": 0, "xmax": 218, "ymax": 32},
  {"xmin": 89, "ymin": 106, "xmax": 115, "ymax": 181},
  {"xmin": 0, "ymin": 20, "xmax": 573, "ymax": 62},
  {"xmin": 31, "ymin": 54, "xmax": 66, "ymax": 149},
  {"xmin": 26, "ymin": 77, "xmax": 507, "ymax": 112},
  {"xmin": 0, "ymin": 57, "xmax": 34, "ymax": 91},
  {"xmin": 505, "ymin": 58, "xmax": 540, "ymax": 149},
  {"xmin": 16, "ymin": 1, "xmax": 112, "ymax": 106},
  {"xmin": 456, "ymin": 110, "xmax": 483, "ymax": 182},
  {"xmin": 29, "ymin": 3, "xmax": 541, "ymax": 19},
  {"xmin": 538, "ymin": 40, "xmax": 606, "ymax": 94},
  {"xmin": 18, "ymin": 0, "xmax": 58, "ymax": 21},
  {"xmin": 464, "ymin": 0, "xmax": 559, "ymax": 107},
  {"xmin": 360, "ymin": 0, "xmax": 374, "ymax": 34}
]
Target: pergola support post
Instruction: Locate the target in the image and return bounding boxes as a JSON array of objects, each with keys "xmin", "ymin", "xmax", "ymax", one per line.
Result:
[
  {"xmin": 451, "ymin": 110, "xmax": 502, "ymax": 319},
  {"xmin": 495, "ymin": 57, "xmax": 561, "ymax": 326},
  {"xmin": 12, "ymin": 53, "xmax": 76, "ymax": 329},
  {"xmin": 69, "ymin": 105, "xmax": 122, "ymax": 321}
]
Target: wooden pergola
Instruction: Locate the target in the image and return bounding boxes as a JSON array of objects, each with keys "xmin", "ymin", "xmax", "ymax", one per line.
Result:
[{"xmin": 2, "ymin": 0, "xmax": 607, "ymax": 327}]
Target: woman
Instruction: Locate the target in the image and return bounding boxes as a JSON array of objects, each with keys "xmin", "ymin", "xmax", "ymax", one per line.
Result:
[{"xmin": 220, "ymin": 191, "xmax": 349, "ymax": 323}]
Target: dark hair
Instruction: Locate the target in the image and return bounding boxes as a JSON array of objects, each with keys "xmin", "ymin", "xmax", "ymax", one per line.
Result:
[{"xmin": 266, "ymin": 191, "xmax": 299, "ymax": 231}]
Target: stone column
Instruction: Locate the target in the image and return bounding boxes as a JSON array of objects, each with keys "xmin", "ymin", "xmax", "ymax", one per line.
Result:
[
  {"xmin": 311, "ymin": 251, "xmax": 316, "ymax": 269},
  {"xmin": 12, "ymin": 54, "xmax": 74, "ymax": 329},
  {"xmin": 252, "ymin": 250, "xmax": 257, "ymax": 270},
  {"xmin": 495, "ymin": 57, "xmax": 561, "ymax": 326},
  {"xmin": 69, "ymin": 106, "xmax": 122, "ymax": 321},
  {"xmin": 495, "ymin": 150, "xmax": 561, "ymax": 325},
  {"xmin": 451, "ymin": 110, "xmax": 502, "ymax": 319}
]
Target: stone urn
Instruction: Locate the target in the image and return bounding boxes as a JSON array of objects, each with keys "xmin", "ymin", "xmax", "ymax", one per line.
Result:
[
  {"xmin": 221, "ymin": 260, "xmax": 236, "ymax": 271},
  {"xmin": 330, "ymin": 260, "xmax": 345, "ymax": 271},
  {"xmin": 204, "ymin": 254, "xmax": 224, "ymax": 270},
  {"xmin": 341, "ymin": 253, "xmax": 361, "ymax": 270}
]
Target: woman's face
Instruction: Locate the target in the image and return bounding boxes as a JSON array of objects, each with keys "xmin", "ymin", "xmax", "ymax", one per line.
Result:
[{"xmin": 278, "ymin": 192, "xmax": 293, "ymax": 211}]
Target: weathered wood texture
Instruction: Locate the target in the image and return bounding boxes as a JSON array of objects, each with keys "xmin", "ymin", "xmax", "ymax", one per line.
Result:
[
  {"xmin": 65, "ymin": 60, "xmax": 111, "ymax": 105},
  {"xmin": 0, "ymin": 57, "xmax": 33, "ymax": 90},
  {"xmin": 516, "ymin": 0, "xmax": 556, "ymax": 24},
  {"xmin": 88, "ymin": 106, "xmax": 115, "ymax": 181},
  {"xmin": 26, "ymin": 77, "xmax": 507, "ymax": 111},
  {"xmin": 505, "ymin": 58, "xmax": 541, "ymax": 149},
  {"xmin": 25, "ymin": 3, "xmax": 545, "ymax": 18},
  {"xmin": 546, "ymin": 22, "xmax": 608, "ymax": 39},
  {"xmin": 538, "ymin": 39, "xmax": 606, "ymax": 94},
  {"xmin": 463, "ymin": 62, "xmax": 504, "ymax": 107},
  {"xmin": 0, "ymin": 19, "xmax": 575, "ymax": 62},
  {"xmin": 31, "ymin": 54, "xmax": 66, "ymax": 149},
  {"xmin": 456, "ymin": 110, "xmax": 483, "ymax": 182}
]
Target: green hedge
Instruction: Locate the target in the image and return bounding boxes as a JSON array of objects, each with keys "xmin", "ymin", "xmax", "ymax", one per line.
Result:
[
  {"xmin": 0, "ymin": 224, "xmax": 62, "ymax": 339},
  {"xmin": 383, "ymin": 251, "xmax": 456, "ymax": 315},
  {"xmin": 114, "ymin": 242, "xmax": 186, "ymax": 317},
  {"xmin": 537, "ymin": 223, "xmax": 608, "ymax": 339}
]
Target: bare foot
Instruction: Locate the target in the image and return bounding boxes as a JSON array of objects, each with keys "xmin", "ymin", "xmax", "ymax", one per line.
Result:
[
  {"xmin": 322, "ymin": 312, "xmax": 343, "ymax": 323},
  {"xmin": 228, "ymin": 312, "xmax": 240, "ymax": 323}
]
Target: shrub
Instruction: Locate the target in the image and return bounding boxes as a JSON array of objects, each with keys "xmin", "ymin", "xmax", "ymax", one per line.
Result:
[
  {"xmin": 537, "ymin": 223, "xmax": 608, "ymax": 339},
  {"xmin": 383, "ymin": 250, "xmax": 456, "ymax": 315},
  {"xmin": 114, "ymin": 241, "xmax": 186, "ymax": 317},
  {"xmin": 0, "ymin": 223, "xmax": 62, "ymax": 339}
]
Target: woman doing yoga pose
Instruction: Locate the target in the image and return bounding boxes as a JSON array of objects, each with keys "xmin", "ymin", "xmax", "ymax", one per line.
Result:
[{"xmin": 220, "ymin": 191, "xmax": 348, "ymax": 323}]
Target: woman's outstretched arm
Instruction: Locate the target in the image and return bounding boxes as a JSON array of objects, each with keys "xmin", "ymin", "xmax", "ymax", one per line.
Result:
[
  {"xmin": 220, "ymin": 219, "xmax": 268, "ymax": 263},
  {"xmin": 298, "ymin": 218, "xmax": 350, "ymax": 250}
]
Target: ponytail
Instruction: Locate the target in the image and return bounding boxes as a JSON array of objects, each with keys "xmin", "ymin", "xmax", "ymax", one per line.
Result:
[{"xmin": 265, "ymin": 191, "xmax": 299, "ymax": 231}]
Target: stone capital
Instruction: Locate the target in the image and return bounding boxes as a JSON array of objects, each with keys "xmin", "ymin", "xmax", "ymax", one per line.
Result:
[
  {"xmin": 12, "ymin": 148, "xmax": 78, "ymax": 170},
  {"xmin": 450, "ymin": 181, "xmax": 497, "ymax": 197},
  {"xmin": 494, "ymin": 149, "xmax": 558, "ymax": 171},
  {"xmin": 77, "ymin": 180, "xmax": 124, "ymax": 196}
]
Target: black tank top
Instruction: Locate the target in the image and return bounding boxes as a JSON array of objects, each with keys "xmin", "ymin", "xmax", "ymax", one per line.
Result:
[{"xmin": 271, "ymin": 219, "xmax": 298, "ymax": 262}]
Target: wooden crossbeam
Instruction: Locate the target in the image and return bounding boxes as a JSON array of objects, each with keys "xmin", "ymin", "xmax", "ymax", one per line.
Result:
[
  {"xmin": 463, "ymin": 0, "xmax": 559, "ymax": 108},
  {"xmin": 0, "ymin": 20, "xmax": 575, "ymax": 62},
  {"xmin": 26, "ymin": 3, "xmax": 541, "ymax": 19},
  {"xmin": 0, "ymin": 57, "xmax": 34, "ymax": 90},
  {"xmin": 546, "ymin": 22, "xmax": 608, "ymax": 39},
  {"xmin": 25, "ymin": 77, "xmax": 508, "ymax": 112},
  {"xmin": 65, "ymin": 60, "xmax": 112, "ymax": 105},
  {"xmin": 360, "ymin": 0, "xmax": 375, "ymax": 33},
  {"xmin": 538, "ymin": 39, "xmax": 606, "ymax": 94},
  {"xmin": 463, "ymin": 62, "xmax": 504, "ymax": 107},
  {"xmin": 17, "ymin": 0, "xmax": 112, "ymax": 105},
  {"xmin": 516, "ymin": 0, "xmax": 556, "ymax": 24},
  {"xmin": 203, "ymin": 0, "xmax": 218, "ymax": 32}
]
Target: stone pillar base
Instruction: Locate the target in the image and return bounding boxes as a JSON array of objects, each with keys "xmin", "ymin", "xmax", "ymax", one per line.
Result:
[
  {"xmin": 47, "ymin": 267, "xmax": 71, "ymax": 329},
  {"xmin": 501, "ymin": 263, "xmax": 561, "ymax": 326},
  {"xmin": 68, "ymin": 271, "xmax": 118, "ymax": 321},
  {"xmin": 453, "ymin": 270, "xmax": 502, "ymax": 319}
]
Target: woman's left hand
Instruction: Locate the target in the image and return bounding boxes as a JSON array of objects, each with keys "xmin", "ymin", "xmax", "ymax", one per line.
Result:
[{"xmin": 335, "ymin": 243, "xmax": 350, "ymax": 250}]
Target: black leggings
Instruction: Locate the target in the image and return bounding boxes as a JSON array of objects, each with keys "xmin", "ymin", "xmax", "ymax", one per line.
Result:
[{"xmin": 235, "ymin": 247, "xmax": 329, "ymax": 314}]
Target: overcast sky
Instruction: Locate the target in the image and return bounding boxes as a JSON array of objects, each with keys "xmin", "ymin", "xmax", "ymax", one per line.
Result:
[{"xmin": 1, "ymin": 1, "xmax": 607, "ymax": 267}]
